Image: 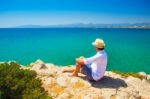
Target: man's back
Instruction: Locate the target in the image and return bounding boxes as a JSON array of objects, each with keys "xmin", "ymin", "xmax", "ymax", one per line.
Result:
[{"xmin": 84, "ymin": 50, "xmax": 107, "ymax": 81}]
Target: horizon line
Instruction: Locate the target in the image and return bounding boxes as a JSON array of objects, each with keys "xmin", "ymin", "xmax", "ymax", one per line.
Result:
[{"xmin": 0, "ymin": 22, "xmax": 150, "ymax": 28}]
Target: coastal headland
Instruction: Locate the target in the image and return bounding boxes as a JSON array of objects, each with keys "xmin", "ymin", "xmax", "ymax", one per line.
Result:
[{"xmin": 19, "ymin": 59, "xmax": 150, "ymax": 99}]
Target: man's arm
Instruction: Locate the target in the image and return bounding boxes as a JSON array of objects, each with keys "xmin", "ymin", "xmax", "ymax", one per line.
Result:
[{"xmin": 84, "ymin": 54, "xmax": 101, "ymax": 65}]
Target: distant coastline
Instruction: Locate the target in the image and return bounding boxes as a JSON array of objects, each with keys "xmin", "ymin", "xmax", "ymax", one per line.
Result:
[{"xmin": 1, "ymin": 23, "xmax": 150, "ymax": 29}]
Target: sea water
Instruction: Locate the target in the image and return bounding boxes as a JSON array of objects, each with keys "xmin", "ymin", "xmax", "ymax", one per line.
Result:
[{"xmin": 0, "ymin": 28, "xmax": 150, "ymax": 73}]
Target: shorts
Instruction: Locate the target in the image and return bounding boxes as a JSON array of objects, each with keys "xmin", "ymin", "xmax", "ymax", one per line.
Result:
[{"xmin": 81, "ymin": 64, "xmax": 94, "ymax": 80}]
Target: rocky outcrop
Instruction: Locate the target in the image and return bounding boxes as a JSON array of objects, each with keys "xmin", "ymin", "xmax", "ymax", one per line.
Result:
[{"xmin": 23, "ymin": 60, "xmax": 150, "ymax": 99}]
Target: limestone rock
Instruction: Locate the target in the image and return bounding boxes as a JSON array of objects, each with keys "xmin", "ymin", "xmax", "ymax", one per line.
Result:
[
  {"xmin": 30, "ymin": 59, "xmax": 46, "ymax": 71},
  {"xmin": 27, "ymin": 60, "xmax": 150, "ymax": 99},
  {"xmin": 139, "ymin": 72, "xmax": 147, "ymax": 77},
  {"xmin": 146, "ymin": 75, "xmax": 150, "ymax": 80},
  {"xmin": 56, "ymin": 76, "xmax": 68, "ymax": 87},
  {"xmin": 56, "ymin": 93, "xmax": 70, "ymax": 99}
]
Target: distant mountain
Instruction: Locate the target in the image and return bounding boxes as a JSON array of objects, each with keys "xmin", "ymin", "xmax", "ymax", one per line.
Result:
[
  {"xmin": 16, "ymin": 25, "xmax": 47, "ymax": 28},
  {"xmin": 16, "ymin": 23, "xmax": 150, "ymax": 28}
]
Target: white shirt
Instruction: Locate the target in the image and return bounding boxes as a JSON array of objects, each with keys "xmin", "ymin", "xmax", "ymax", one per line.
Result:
[{"xmin": 84, "ymin": 50, "xmax": 107, "ymax": 81}]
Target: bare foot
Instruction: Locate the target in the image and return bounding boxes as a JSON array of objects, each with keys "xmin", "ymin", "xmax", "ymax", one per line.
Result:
[{"xmin": 71, "ymin": 71, "xmax": 79, "ymax": 77}]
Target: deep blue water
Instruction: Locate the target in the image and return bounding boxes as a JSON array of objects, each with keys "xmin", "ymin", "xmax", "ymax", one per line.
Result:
[{"xmin": 0, "ymin": 28, "xmax": 150, "ymax": 73}]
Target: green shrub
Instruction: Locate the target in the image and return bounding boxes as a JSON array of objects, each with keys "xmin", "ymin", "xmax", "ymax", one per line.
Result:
[{"xmin": 0, "ymin": 62, "xmax": 52, "ymax": 99}]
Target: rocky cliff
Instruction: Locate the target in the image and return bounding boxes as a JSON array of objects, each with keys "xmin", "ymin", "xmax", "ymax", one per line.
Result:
[{"xmin": 22, "ymin": 60, "xmax": 150, "ymax": 99}]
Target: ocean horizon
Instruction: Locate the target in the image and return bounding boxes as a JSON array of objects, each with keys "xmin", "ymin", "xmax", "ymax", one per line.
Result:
[{"xmin": 0, "ymin": 28, "xmax": 150, "ymax": 73}]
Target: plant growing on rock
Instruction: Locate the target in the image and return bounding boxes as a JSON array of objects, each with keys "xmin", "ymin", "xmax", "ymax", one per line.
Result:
[{"xmin": 0, "ymin": 62, "xmax": 52, "ymax": 99}]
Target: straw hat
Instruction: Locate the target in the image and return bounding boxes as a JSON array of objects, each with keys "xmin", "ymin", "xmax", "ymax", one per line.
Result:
[{"xmin": 92, "ymin": 38, "xmax": 105, "ymax": 48}]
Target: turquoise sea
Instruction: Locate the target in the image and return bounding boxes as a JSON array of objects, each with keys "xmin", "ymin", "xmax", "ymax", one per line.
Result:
[{"xmin": 0, "ymin": 28, "xmax": 150, "ymax": 73}]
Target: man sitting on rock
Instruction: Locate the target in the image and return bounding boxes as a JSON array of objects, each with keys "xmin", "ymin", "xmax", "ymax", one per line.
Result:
[{"xmin": 64, "ymin": 38, "xmax": 107, "ymax": 81}]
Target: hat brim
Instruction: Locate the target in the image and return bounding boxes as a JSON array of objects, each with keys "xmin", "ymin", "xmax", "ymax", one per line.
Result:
[{"xmin": 92, "ymin": 42, "xmax": 104, "ymax": 48}]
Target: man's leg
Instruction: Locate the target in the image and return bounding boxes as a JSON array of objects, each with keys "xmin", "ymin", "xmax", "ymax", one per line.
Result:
[
  {"xmin": 63, "ymin": 63, "xmax": 83, "ymax": 73},
  {"xmin": 63, "ymin": 68, "xmax": 75, "ymax": 73},
  {"xmin": 72, "ymin": 63, "xmax": 84, "ymax": 76}
]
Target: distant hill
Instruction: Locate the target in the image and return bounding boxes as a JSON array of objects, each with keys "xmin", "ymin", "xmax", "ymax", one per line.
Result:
[{"xmin": 15, "ymin": 23, "xmax": 150, "ymax": 28}]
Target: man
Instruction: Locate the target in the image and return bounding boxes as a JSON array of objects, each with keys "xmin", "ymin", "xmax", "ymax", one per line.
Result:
[{"xmin": 64, "ymin": 38, "xmax": 107, "ymax": 81}]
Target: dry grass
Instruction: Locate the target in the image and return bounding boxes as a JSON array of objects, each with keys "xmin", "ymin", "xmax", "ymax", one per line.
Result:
[{"xmin": 112, "ymin": 70, "xmax": 145, "ymax": 80}]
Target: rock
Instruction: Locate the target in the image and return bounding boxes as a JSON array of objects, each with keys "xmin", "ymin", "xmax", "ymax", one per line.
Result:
[
  {"xmin": 70, "ymin": 77, "xmax": 79, "ymax": 84},
  {"xmin": 140, "ymin": 95, "xmax": 150, "ymax": 99},
  {"xmin": 56, "ymin": 76, "xmax": 68, "ymax": 87},
  {"xmin": 139, "ymin": 72, "xmax": 147, "ymax": 77},
  {"xmin": 30, "ymin": 60, "xmax": 47, "ymax": 71},
  {"xmin": 35, "ymin": 59, "xmax": 44, "ymax": 64},
  {"xmin": 125, "ymin": 76, "xmax": 141, "ymax": 83},
  {"xmin": 83, "ymin": 93, "xmax": 103, "ymax": 99},
  {"xmin": 105, "ymin": 71, "xmax": 122, "ymax": 79},
  {"xmin": 110, "ymin": 95, "xmax": 116, "ymax": 99},
  {"xmin": 26, "ymin": 60, "xmax": 150, "ymax": 99},
  {"xmin": 43, "ymin": 77, "xmax": 55, "ymax": 86},
  {"xmin": 146, "ymin": 75, "xmax": 150, "ymax": 80},
  {"xmin": 56, "ymin": 93, "xmax": 70, "ymax": 99}
]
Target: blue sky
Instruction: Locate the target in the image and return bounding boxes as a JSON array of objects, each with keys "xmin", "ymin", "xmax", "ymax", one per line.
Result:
[{"xmin": 0, "ymin": 0, "xmax": 150, "ymax": 27}]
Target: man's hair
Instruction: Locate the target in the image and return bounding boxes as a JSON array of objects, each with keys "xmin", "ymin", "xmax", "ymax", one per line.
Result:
[{"xmin": 97, "ymin": 47, "xmax": 105, "ymax": 50}]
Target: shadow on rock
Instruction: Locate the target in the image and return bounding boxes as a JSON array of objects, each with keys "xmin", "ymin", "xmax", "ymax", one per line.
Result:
[{"xmin": 90, "ymin": 76, "xmax": 128, "ymax": 89}]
